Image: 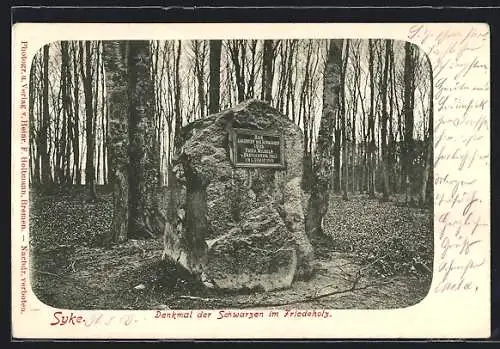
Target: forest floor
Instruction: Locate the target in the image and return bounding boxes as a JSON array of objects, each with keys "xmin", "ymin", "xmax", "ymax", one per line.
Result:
[{"xmin": 29, "ymin": 186, "xmax": 433, "ymax": 310}]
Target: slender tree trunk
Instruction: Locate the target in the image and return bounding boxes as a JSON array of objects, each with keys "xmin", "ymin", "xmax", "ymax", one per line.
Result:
[
  {"xmin": 100, "ymin": 48, "xmax": 107, "ymax": 185},
  {"xmin": 29, "ymin": 54, "xmax": 39, "ymax": 185},
  {"xmin": 40, "ymin": 44, "xmax": 51, "ymax": 186},
  {"xmin": 208, "ymin": 40, "xmax": 222, "ymax": 114},
  {"xmin": 341, "ymin": 40, "xmax": 350, "ymax": 200},
  {"xmin": 174, "ymin": 41, "xmax": 182, "ymax": 150},
  {"xmin": 79, "ymin": 41, "xmax": 97, "ymax": 200},
  {"xmin": 380, "ymin": 40, "xmax": 391, "ymax": 201},
  {"xmin": 351, "ymin": 43, "xmax": 359, "ymax": 194},
  {"xmin": 305, "ymin": 39, "xmax": 343, "ymax": 239},
  {"xmin": 388, "ymin": 42, "xmax": 395, "ymax": 193},
  {"xmin": 368, "ymin": 39, "xmax": 376, "ymax": 198},
  {"xmin": 72, "ymin": 42, "xmax": 81, "ymax": 185},
  {"xmin": 51, "ymin": 78, "xmax": 62, "ymax": 184},
  {"xmin": 228, "ymin": 41, "xmax": 246, "ymax": 103},
  {"xmin": 94, "ymin": 42, "xmax": 101, "ymax": 185},
  {"xmin": 60, "ymin": 42, "xmax": 71, "ymax": 185},
  {"xmin": 193, "ymin": 41, "xmax": 206, "ymax": 119},
  {"xmin": 262, "ymin": 40, "xmax": 274, "ymax": 103},
  {"xmin": 300, "ymin": 41, "xmax": 313, "ymax": 192},
  {"xmin": 420, "ymin": 58, "xmax": 433, "ymax": 206},
  {"xmin": 249, "ymin": 40, "xmax": 257, "ymax": 98},
  {"xmin": 34, "ymin": 56, "xmax": 43, "ymax": 184},
  {"xmin": 403, "ymin": 42, "xmax": 416, "ymax": 204}
]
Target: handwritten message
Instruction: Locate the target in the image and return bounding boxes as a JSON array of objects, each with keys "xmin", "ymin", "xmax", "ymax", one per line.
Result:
[{"xmin": 408, "ymin": 24, "xmax": 489, "ymax": 294}]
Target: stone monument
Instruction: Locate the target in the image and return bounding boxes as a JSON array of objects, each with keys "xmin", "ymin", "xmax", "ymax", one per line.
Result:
[{"xmin": 162, "ymin": 99, "xmax": 314, "ymax": 292}]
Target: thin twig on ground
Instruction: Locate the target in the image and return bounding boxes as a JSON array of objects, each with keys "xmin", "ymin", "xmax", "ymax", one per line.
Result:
[
  {"xmin": 237, "ymin": 281, "xmax": 393, "ymax": 309},
  {"xmin": 177, "ymin": 295, "xmax": 223, "ymax": 302}
]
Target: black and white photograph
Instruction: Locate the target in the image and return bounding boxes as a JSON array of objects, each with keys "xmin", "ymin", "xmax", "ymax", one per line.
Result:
[{"xmin": 26, "ymin": 38, "xmax": 435, "ymax": 311}]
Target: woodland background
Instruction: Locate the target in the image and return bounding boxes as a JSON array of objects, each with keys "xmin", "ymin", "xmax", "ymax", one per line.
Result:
[
  {"xmin": 28, "ymin": 39, "xmax": 433, "ymax": 309},
  {"xmin": 29, "ymin": 39, "xmax": 433, "ymax": 205}
]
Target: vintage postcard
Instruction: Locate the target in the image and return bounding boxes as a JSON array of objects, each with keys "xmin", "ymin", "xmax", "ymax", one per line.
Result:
[{"xmin": 11, "ymin": 22, "xmax": 490, "ymax": 339}]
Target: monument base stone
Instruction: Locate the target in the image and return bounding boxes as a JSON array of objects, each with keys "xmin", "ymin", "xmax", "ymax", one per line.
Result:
[{"xmin": 162, "ymin": 99, "xmax": 315, "ymax": 292}]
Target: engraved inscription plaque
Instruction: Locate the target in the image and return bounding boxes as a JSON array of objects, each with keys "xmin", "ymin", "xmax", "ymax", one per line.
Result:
[{"xmin": 230, "ymin": 128, "xmax": 285, "ymax": 169}]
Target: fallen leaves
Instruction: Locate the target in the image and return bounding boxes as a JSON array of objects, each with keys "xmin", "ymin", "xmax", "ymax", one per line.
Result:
[
  {"xmin": 323, "ymin": 194, "xmax": 433, "ymax": 279},
  {"xmin": 29, "ymin": 186, "xmax": 432, "ymax": 310}
]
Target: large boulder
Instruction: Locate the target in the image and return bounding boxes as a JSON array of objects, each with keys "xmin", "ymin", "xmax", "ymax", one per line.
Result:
[{"xmin": 162, "ymin": 99, "xmax": 314, "ymax": 292}]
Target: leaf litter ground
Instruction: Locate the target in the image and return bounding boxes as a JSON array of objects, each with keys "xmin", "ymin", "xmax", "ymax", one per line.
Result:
[{"xmin": 30, "ymin": 186, "xmax": 432, "ymax": 310}]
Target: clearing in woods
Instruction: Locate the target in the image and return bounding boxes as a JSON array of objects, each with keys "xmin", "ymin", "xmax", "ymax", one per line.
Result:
[{"xmin": 30, "ymin": 186, "xmax": 433, "ymax": 310}]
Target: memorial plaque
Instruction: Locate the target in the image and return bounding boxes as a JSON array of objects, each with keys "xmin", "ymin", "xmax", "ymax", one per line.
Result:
[{"xmin": 230, "ymin": 128, "xmax": 285, "ymax": 169}]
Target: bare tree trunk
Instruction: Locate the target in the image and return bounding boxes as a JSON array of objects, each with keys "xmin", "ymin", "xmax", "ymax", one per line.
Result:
[
  {"xmin": 103, "ymin": 41, "xmax": 129, "ymax": 245},
  {"xmin": 193, "ymin": 41, "xmax": 207, "ymax": 119},
  {"xmin": 420, "ymin": 57, "xmax": 433, "ymax": 207},
  {"xmin": 350, "ymin": 41, "xmax": 360, "ymax": 194},
  {"xmin": 246, "ymin": 40, "xmax": 257, "ymax": 99},
  {"xmin": 333, "ymin": 127, "xmax": 341, "ymax": 193},
  {"xmin": 388, "ymin": 42, "xmax": 395, "ymax": 193},
  {"xmin": 79, "ymin": 41, "xmax": 97, "ymax": 200},
  {"xmin": 174, "ymin": 41, "xmax": 182, "ymax": 150},
  {"xmin": 368, "ymin": 39, "xmax": 376, "ymax": 199},
  {"xmin": 380, "ymin": 40, "xmax": 391, "ymax": 201},
  {"xmin": 40, "ymin": 44, "xmax": 52, "ymax": 187},
  {"xmin": 127, "ymin": 41, "xmax": 163, "ymax": 239},
  {"xmin": 34, "ymin": 55, "xmax": 43, "ymax": 184},
  {"xmin": 305, "ymin": 39, "xmax": 343, "ymax": 239},
  {"xmin": 208, "ymin": 40, "xmax": 222, "ymax": 114},
  {"xmin": 72, "ymin": 42, "xmax": 81, "ymax": 185},
  {"xmin": 60, "ymin": 41, "xmax": 71, "ymax": 185},
  {"xmin": 341, "ymin": 40, "xmax": 350, "ymax": 201},
  {"xmin": 100, "ymin": 47, "xmax": 107, "ymax": 185},
  {"xmin": 51, "ymin": 75, "xmax": 62, "ymax": 184},
  {"xmin": 29, "ymin": 54, "xmax": 39, "ymax": 185},
  {"xmin": 228, "ymin": 40, "xmax": 246, "ymax": 103},
  {"xmin": 403, "ymin": 42, "xmax": 416, "ymax": 204},
  {"xmin": 262, "ymin": 40, "xmax": 275, "ymax": 103},
  {"xmin": 94, "ymin": 42, "xmax": 101, "ymax": 185},
  {"xmin": 300, "ymin": 41, "xmax": 313, "ymax": 192}
]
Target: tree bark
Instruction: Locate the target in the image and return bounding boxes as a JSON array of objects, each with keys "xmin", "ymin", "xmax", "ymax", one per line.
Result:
[
  {"xmin": 228, "ymin": 41, "xmax": 246, "ymax": 103},
  {"xmin": 61, "ymin": 42, "xmax": 74, "ymax": 185},
  {"xmin": 341, "ymin": 40, "xmax": 350, "ymax": 200},
  {"xmin": 380, "ymin": 40, "xmax": 391, "ymax": 201},
  {"xmin": 29, "ymin": 53, "xmax": 39, "ymax": 184},
  {"xmin": 59, "ymin": 42, "xmax": 69, "ymax": 185},
  {"xmin": 247, "ymin": 40, "xmax": 257, "ymax": 99},
  {"xmin": 100, "ymin": 45, "xmax": 107, "ymax": 185},
  {"xmin": 174, "ymin": 41, "xmax": 183, "ymax": 150},
  {"xmin": 72, "ymin": 42, "xmax": 81, "ymax": 185},
  {"xmin": 368, "ymin": 39, "xmax": 376, "ymax": 199},
  {"xmin": 40, "ymin": 44, "xmax": 51, "ymax": 186},
  {"xmin": 300, "ymin": 41, "xmax": 313, "ymax": 192},
  {"xmin": 208, "ymin": 40, "xmax": 222, "ymax": 114},
  {"xmin": 305, "ymin": 39, "xmax": 343, "ymax": 239},
  {"xmin": 388, "ymin": 42, "xmax": 396, "ymax": 193},
  {"xmin": 420, "ymin": 56, "xmax": 433, "ymax": 206},
  {"xmin": 403, "ymin": 42, "xmax": 416, "ymax": 204},
  {"xmin": 79, "ymin": 41, "xmax": 97, "ymax": 200},
  {"xmin": 193, "ymin": 41, "xmax": 207, "ymax": 119},
  {"xmin": 103, "ymin": 41, "xmax": 129, "ymax": 245},
  {"xmin": 262, "ymin": 40, "xmax": 275, "ymax": 103},
  {"xmin": 127, "ymin": 41, "xmax": 162, "ymax": 239}
]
